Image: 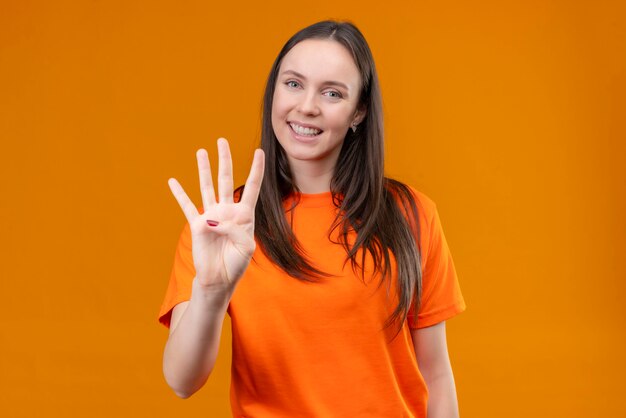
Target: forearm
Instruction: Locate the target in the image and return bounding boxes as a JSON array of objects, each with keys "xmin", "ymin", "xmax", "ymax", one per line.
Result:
[
  {"xmin": 162, "ymin": 279, "xmax": 232, "ymax": 398},
  {"xmin": 425, "ymin": 369, "xmax": 460, "ymax": 418}
]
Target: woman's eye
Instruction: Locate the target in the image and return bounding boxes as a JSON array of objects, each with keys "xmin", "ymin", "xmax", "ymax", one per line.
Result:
[
  {"xmin": 325, "ymin": 91, "xmax": 342, "ymax": 99},
  {"xmin": 286, "ymin": 80, "xmax": 300, "ymax": 88}
]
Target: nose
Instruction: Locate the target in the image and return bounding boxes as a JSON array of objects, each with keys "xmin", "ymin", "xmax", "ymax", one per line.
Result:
[{"xmin": 296, "ymin": 90, "xmax": 320, "ymax": 116}]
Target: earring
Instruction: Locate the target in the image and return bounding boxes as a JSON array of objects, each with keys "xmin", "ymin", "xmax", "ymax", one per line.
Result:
[{"xmin": 351, "ymin": 123, "xmax": 358, "ymax": 133}]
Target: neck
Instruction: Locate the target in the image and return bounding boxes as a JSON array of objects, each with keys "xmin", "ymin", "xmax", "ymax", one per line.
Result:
[{"xmin": 288, "ymin": 158, "xmax": 336, "ymax": 194}]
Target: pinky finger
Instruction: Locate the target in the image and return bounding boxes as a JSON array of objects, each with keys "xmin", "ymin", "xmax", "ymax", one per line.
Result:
[{"xmin": 168, "ymin": 178, "xmax": 199, "ymax": 222}]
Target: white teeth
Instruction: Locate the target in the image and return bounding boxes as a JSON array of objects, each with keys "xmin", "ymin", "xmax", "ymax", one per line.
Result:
[{"xmin": 290, "ymin": 123, "xmax": 321, "ymax": 136}]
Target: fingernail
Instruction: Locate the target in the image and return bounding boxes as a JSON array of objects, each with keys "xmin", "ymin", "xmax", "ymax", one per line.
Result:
[{"xmin": 207, "ymin": 220, "xmax": 219, "ymax": 227}]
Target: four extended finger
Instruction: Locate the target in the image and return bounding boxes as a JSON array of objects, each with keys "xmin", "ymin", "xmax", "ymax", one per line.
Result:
[
  {"xmin": 217, "ymin": 138, "xmax": 234, "ymax": 204},
  {"xmin": 168, "ymin": 178, "xmax": 199, "ymax": 222},
  {"xmin": 196, "ymin": 148, "xmax": 216, "ymax": 210},
  {"xmin": 240, "ymin": 149, "xmax": 265, "ymax": 207}
]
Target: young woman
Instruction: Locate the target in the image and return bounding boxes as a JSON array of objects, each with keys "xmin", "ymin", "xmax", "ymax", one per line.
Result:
[{"xmin": 159, "ymin": 20, "xmax": 466, "ymax": 417}]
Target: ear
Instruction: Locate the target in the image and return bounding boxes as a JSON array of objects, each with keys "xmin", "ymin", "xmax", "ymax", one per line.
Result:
[{"xmin": 352, "ymin": 104, "xmax": 367, "ymax": 126}]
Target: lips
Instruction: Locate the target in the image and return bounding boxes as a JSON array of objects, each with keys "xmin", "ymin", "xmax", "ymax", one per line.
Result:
[{"xmin": 288, "ymin": 121, "xmax": 323, "ymax": 136}]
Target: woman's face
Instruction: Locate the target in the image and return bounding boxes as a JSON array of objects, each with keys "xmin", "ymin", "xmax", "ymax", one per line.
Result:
[{"xmin": 271, "ymin": 39, "xmax": 365, "ymax": 171}]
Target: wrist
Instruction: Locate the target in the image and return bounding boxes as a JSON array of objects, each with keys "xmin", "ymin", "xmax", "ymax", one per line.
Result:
[{"xmin": 191, "ymin": 277, "xmax": 234, "ymax": 310}]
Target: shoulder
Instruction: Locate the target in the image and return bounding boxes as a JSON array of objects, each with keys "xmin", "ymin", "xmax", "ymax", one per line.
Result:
[
  {"xmin": 234, "ymin": 185, "xmax": 244, "ymax": 203},
  {"xmin": 384, "ymin": 179, "xmax": 438, "ymax": 223}
]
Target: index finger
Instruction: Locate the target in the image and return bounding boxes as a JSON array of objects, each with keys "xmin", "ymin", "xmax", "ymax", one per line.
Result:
[{"xmin": 239, "ymin": 149, "xmax": 265, "ymax": 207}]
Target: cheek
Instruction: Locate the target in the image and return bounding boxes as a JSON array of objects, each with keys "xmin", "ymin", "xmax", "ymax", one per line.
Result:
[
  {"xmin": 326, "ymin": 109, "xmax": 353, "ymax": 131},
  {"xmin": 271, "ymin": 93, "xmax": 288, "ymax": 140},
  {"xmin": 270, "ymin": 101, "xmax": 280, "ymax": 129},
  {"xmin": 271, "ymin": 92, "xmax": 288, "ymax": 123}
]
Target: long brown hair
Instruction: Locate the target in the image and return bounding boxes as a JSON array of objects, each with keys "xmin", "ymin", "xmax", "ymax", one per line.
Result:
[{"xmin": 237, "ymin": 20, "xmax": 422, "ymax": 336}]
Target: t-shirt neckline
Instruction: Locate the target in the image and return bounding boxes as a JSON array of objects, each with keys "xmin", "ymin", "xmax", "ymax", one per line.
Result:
[{"xmin": 285, "ymin": 191, "xmax": 336, "ymax": 208}]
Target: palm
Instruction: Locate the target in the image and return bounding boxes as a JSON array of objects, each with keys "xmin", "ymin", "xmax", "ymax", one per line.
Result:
[
  {"xmin": 191, "ymin": 201, "xmax": 255, "ymax": 286},
  {"xmin": 168, "ymin": 138, "xmax": 265, "ymax": 290}
]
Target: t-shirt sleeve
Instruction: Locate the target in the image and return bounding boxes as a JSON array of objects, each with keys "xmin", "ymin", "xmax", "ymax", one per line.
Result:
[
  {"xmin": 407, "ymin": 196, "xmax": 466, "ymax": 329},
  {"xmin": 157, "ymin": 222, "xmax": 195, "ymax": 329}
]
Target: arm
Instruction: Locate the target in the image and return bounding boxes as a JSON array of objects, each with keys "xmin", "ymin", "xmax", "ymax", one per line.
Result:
[
  {"xmin": 411, "ymin": 322, "xmax": 460, "ymax": 418},
  {"xmin": 162, "ymin": 280, "xmax": 232, "ymax": 398},
  {"xmin": 162, "ymin": 139, "xmax": 264, "ymax": 398}
]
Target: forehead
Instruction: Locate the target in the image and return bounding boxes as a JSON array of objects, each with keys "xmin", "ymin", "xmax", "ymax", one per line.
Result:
[{"xmin": 279, "ymin": 39, "xmax": 361, "ymax": 87}]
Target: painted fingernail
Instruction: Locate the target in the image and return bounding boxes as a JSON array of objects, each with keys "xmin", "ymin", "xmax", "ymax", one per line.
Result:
[{"xmin": 206, "ymin": 220, "xmax": 219, "ymax": 227}]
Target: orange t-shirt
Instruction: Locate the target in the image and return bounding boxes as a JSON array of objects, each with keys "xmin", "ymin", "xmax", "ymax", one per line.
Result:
[{"xmin": 158, "ymin": 186, "xmax": 466, "ymax": 417}]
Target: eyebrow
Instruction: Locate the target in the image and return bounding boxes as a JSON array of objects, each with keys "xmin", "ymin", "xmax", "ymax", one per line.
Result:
[{"xmin": 280, "ymin": 69, "xmax": 350, "ymax": 91}]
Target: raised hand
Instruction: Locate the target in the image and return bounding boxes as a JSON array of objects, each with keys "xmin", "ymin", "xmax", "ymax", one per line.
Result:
[{"xmin": 167, "ymin": 138, "xmax": 265, "ymax": 292}]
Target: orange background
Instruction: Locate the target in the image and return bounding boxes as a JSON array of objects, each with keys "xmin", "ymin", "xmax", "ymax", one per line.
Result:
[{"xmin": 1, "ymin": 1, "xmax": 624, "ymax": 417}]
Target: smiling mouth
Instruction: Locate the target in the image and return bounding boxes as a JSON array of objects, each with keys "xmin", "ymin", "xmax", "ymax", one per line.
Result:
[{"xmin": 289, "ymin": 122, "xmax": 323, "ymax": 137}]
